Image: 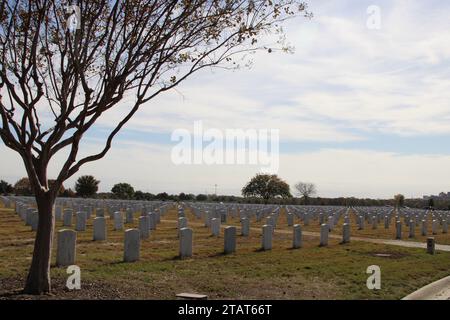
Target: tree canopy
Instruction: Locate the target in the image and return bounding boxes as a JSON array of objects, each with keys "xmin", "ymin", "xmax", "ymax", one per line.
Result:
[
  {"xmin": 75, "ymin": 175, "xmax": 100, "ymax": 198},
  {"xmin": 242, "ymin": 173, "xmax": 291, "ymax": 203}
]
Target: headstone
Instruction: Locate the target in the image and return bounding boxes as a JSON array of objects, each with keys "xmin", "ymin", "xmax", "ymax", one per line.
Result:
[
  {"xmin": 372, "ymin": 217, "xmax": 377, "ymax": 230},
  {"xmin": 293, "ymin": 224, "xmax": 302, "ymax": 249},
  {"xmin": 125, "ymin": 209, "xmax": 134, "ymax": 224},
  {"xmin": 426, "ymin": 237, "xmax": 435, "ymax": 255},
  {"xmin": 123, "ymin": 229, "xmax": 140, "ymax": 262},
  {"xmin": 75, "ymin": 211, "xmax": 87, "ymax": 231},
  {"xmin": 443, "ymin": 220, "xmax": 448, "ymax": 234},
  {"xmin": 396, "ymin": 221, "xmax": 402, "ymax": 239},
  {"xmin": 179, "ymin": 228, "xmax": 193, "ymax": 258},
  {"xmin": 409, "ymin": 220, "xmax": 415, "ymax": 238},
  {"xmin": 30, "ymin": 210, "xmax": 39, "ymax": 231},
  {"xmin": 93, "ymin": 217, "xmax": 106, "ymax": 241},
  {"xmin": 114, "ymin": 211, "xmax": 124, "ymax": 231},
  {"xmin": 421, "ymin": 220, "xmax": 427, "ymax": 236},
  {"xmin": 224, "ymin": 226, "xmax": 236, "ymax": 254},
  {"xmin": 211, "ymin": 218, "xmax": 220, "ymax": 237},
  {"xmin": 56, "ymin": 229, "xmax": 76, "ymax": 266},
  {"xmin": 320, "ymin": 223, "xmax": 328, "ymax": 246},
  {"xmin": 342, "ymin": 223, "xmax": 350, "ymax": 244},
  {"xmin": 432, "ymin": 220, "xmax": 438, "ymax": 235},
  {"xmin": 328, "ymin": 216, "xmax": 334, "ymax": 231},
  {"xmin": 241, "ymin": 218, "xmax": 250, "ymax": 237},
  {"xmin": 25, "ymin": 208, "xmax": 34, "ymax": 226},
  {"xmin": 304, "ymin": 214, "xmax": 310, "ymax": 226},
  {"xmin": 63, "ymin": 209, "xmax": 73, "ymax": 227},
  {"xmin": 287, "ymin": 213, "xmax": 294, "ymax": 227},
  {"xmin": 384, "ymin": 216, "xmax": 389, "ymax": 229},
  {"xmin": 358, "ymin": 216, "xmax": 364, "ymax": 230},
  {"xmin": 138, "ymin": 216, "xmax": 150, "ymax": 239},
  {"xmin": 148, "ymin": 213, "xmax": 156, "ymax": 230},
  {"xmin": 55, "ymin": 206, "xmax": 62, "ymax": 221},
  {"xmin": 262, "ymin": 225, "xmax": 273, "ymax": 251}
]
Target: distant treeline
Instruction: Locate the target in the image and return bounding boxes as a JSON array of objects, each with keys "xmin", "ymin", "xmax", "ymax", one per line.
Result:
[{"xmin": 2, "ymin": 178, "xmax": 448, "ymax": 210}]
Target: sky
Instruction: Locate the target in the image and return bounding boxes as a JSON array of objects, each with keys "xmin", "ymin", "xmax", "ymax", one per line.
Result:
[{"xmin": 1, "ymin": 0, "xmax": 450, "ymax": 199}]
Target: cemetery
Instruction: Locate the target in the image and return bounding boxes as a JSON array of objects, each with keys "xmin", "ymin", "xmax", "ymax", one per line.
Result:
[{"xmin": 0, "ymin": 195, "xmax": 449, "ymax": 299}]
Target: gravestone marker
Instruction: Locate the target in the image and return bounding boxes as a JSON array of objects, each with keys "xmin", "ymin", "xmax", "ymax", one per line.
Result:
[
  {"xmin": 262, "ymin": 225, "xmax": 273, "ymax": 251},
  {"xmin": 224, "ymin": 226, "xmax": 236, "ymax": 254},
  {"xmin": 293, "ymin": 224, "xmax": 302, "ymax": 249},
  {"xmin": 139, "ymin": 216, "xmax": 150, "ymax": 239},
  {"xmin": 56, "ymin": 229, "xmax": 76, "ymax": 266},
  {"xmin": 75, "ymin": 211, "xmax": 87, "ymax": 232},
  {"xmin": 320, "ymin": 223, "xmax": 328, "ymax": 246},
  {"xmin": 342, "ymin": 223, "xmax": 350, "ymax": 244},
  {"xmin": 63, "ymin": 209, "xmax": 73, "ymax": 227},
  {"xmin": 241, "ymin": 218, "xmax": 250, "ymax": 237},
  {"xmin": 123, "ymin": 229, "xmax": 140, "ymax": 262},
  {"xmin": 114, "ymin": 211, "xmax": 124, "ymax": 231},
  {"xmin": 179, "ymin": 228, "xmax": 193, "ymax": 258},
  {"xmin": 93, "ymin": 217, "xmax": 106, "ymax": 241},
  {"xmin": 396, "ymin": 221, "xmax": 402, "ymax": 239}
]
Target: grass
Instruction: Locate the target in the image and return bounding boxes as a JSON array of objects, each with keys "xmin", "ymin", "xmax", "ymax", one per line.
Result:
[{"xmin": 0, "ymin": 201, "xmax": 449, "ymax": 300}]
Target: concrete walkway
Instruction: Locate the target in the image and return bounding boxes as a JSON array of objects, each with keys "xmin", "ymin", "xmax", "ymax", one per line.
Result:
[
  {"xmin": 162, "ymin": 219, "xmax": 450, "ymax": 252},
  {"xmin": 402, "ymin": 276, "xmax": 450, "ymax": 300}
]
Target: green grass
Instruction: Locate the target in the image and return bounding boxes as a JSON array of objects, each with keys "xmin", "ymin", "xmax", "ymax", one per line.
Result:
[{"xmin": 0, "ymin": 203, "xmax": 449, "ymax": 300}]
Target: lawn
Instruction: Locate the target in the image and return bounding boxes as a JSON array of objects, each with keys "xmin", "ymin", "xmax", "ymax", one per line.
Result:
[{"xmin": 0, "ymin": 202, "xmax": 449, "ymax": 300}]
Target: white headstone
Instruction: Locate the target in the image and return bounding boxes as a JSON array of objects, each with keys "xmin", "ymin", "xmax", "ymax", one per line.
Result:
[
  {"xmin": 179, "ymin": 227, "xmax": 193, "ymax": 258},
  {"xmin": 262, "ymin": 225, "xmax": 273, "ymax": 251},
  {"xmin": 75, "ymin": 211, "xmax": 87, "ymax": 231},
  {"xmin": 123, "ymin": 229, "xmax": 140, "ymax": 262},
  {"xmin": 93, "ymin": 217, "xmax": 106, "ymax": 241},
  {"xmin": 211, "ymin": 218, "xmax": 220, "ymax": 237},
  {"xmin": 56, "ymin": 229, "xmax": 76, "ymax": 266},
  {"xmin": 63, "ymin": 209, "xmax": 73, "ymax": 227},
  {"xmin": 224, "ymin": 226, "xmax": 236, "ymax": 254},
  {"xmin": 241, "ymin": 218, "xmax": 250, "ymax": 237},
  {"xmin": 287, "ymin": 213, "xmax": 294, "ymax": 227},
  {"xmin": 320, "ymin": 223, "xmax": 328, "ymax": 246},
  {"xmin": 138, "ymin": 216, "xmax": 149, "ymax": 239},
  {"xmin": 114, "ymin": 211, "xmax": 124, "ymax": 231},
  {"xmin": 342, "ymin": 223, "xmax": 350, "ymax": 244},
  {"xmin": 293, "ymin": 224, "xmax": 302, "ymax": 249},
  {"xmin": 396, "ymin": 221, "xmax": 402, "ymax": 239}
]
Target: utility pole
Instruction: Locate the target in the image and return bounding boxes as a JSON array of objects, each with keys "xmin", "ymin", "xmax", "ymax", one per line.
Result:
[{"xmin": 214, "ymin": 184, "xmax": 218, "ymax": 196}]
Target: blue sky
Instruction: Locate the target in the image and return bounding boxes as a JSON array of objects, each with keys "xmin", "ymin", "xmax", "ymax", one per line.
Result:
[{"xmin": 1, "ymin": 0, "xmax": 450, "ymax": 198}]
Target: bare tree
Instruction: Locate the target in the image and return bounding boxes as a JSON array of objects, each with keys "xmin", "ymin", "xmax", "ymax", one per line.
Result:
[
  {"xmin": 294, "ymin": 182, "xmax": 316, "ymax": 205},
  {"xmin": 0, "ymin": 0, "xmax": 311, "ymax": 294}
]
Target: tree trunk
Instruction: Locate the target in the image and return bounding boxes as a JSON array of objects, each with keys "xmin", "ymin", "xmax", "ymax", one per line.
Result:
[{"xmin": 23, "ymin": 192, "xmax": 55, "ymax": 294}]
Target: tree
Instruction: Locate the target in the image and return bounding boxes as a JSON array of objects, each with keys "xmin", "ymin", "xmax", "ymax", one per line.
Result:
[
  {"xmin": 111, "ymin": 183, "xmax": 135, "ymax": 200},
  {"xmin": 294, "ymin": 182, "xmax": 316, "ymax": 205},
  {"xmin": 394, "ymin": 194, "xmax": 405, "ymax": 208},
  {"xmin": 0, "ymin": 180, "xmax": 13, "ymax": 194},
  {"xmin": 196, "ymin": 194, "xmax": 208, "ymax": 201},
  {"xmin": 242, "ymin": 174, "xmax": 292, "ymax": 204},
  {"xmin": 13, "ymin": 177, "xmax": 33, "ymax": 196},
  {"xmin": 156, "ymin": 192, "xmax": 170, "ymax": 201},
  {"xmin": 0, "ymin": 0, "xmax": 310, "ymax": 294},
  {"xmin": 75, "ymin": 175, "xmax": 99, "ymax": 198},
  {"xmin": 428, "ymin": 198, "xmax": 435, "ymax": 209}
]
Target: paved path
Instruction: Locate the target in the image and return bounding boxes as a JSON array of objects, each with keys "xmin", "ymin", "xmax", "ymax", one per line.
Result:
[
  {"xmin": 162, "ymin": 219, "xmax": 450, "ymax": 252},
  {"xmin": 402, "ymin": 276, "xmax": 450, "ymax": 300}
]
